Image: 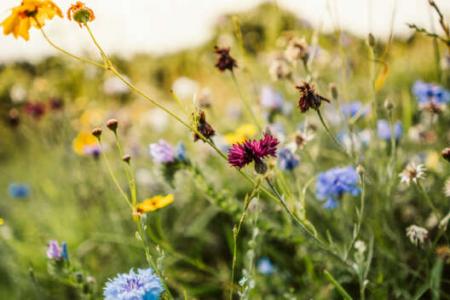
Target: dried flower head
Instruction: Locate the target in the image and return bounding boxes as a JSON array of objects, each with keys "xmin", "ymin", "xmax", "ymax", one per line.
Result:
[
  {"xmin": 296, "ymin": 81, "xmax": 330, "ymax": 113},
  {"xmin": 91, "ymin": 127, "xmax": 102, "ymax": 139},
  {"xmin": 294, "ymin": 130, "xmax": 314, "ymax": 149},
  {"xmin": 67, "ymin": 1, "xmax": 95, "ymax": 26},
  {"xmin": 1, "ymin": 0, "xmax": 62, "ymax": 40},
  {"xmin": 227, "ymin": 133, "xmax": 279, "ymax": 174},
  {"xmin": 214, "ymin": 46, "xmax": 237, "ymax": 72},
  {"xmin": 269, "ymin": 55, "xmax": 291, "ymax": 81},
  {"xmin": 406, "ymin": 225, "xmax": 428, "ymax": 246},
  {"xmin": 193, "ymin": 110, "xmax": 215, "ymax": 142},
  {"xmin": 284, "ymin": 37, "xmax": 309, "ymax": 63},
  {"xmin": 399, "ymin": 162, "xmax": 426, "ymax": 185}
]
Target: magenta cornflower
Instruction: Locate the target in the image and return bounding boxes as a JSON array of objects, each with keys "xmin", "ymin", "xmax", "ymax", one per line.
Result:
[{"xmin": 227, "ymin": 133, "xmax": 279, "ymax": 173}]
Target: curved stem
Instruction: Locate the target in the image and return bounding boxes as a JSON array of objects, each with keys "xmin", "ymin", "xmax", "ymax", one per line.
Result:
[
  {"xmin": 38, "ymin": 26, "xmax": 104, "ymax": 68},
  {"xmin": 316, "ymin": 109, "xmax": 349, "ymax": 158}
]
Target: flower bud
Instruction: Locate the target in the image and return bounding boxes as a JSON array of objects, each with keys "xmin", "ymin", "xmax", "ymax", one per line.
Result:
[
  {"xmin": 67, "ymin": 2, "xmax": 95, "ymax": 26},
  {"xmin": 367, "ymin": 33, "xmax": 375, "ymax": 48},
  {"xmin": 329, "ymin": 83, "xmax": 338, "ymax": 100},
  {"xmin": 442, "ymin": 147, "xmax": 450, "ymax": 162},
  {"xmin": 91, "ymin": 127, "xmax": 102, "ymax": 139},
  {"xmin": 356, "ymin": 164, "xmax": 365, "ymax": 175},
  {"xmin": 384, "ymin": 99, "xmax": 394, "ymax": 111},
  {"xmin": 106, "ymin": 119, "xmax": 118, "ymax": 133},
  {"xmin": 122, "ymin": 154, "xmax": 131, "ymax": 163}
]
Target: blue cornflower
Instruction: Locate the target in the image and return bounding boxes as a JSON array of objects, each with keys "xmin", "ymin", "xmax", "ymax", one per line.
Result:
[
  {"xmin": 104, "ymin": 268, "xmax": 164, "ymax": 300},
  {"xmin": 8, "ymin": 183, "xmax": 30, "ymax": 198},
  {"xmin": 257, "ymin": 257, "xmax": 275, "ymax": 275},
  {"xmin": 260, "ymin": 86, "xmax": 284, "ymax": 111},
  {"xmin": 174, "ymin": 142, "xmax": 187, "ymax": 162},
  {"xmin": 316, "ymin": 166, "xmax": 360, "ymax": 208},
  {"xmin": 278, "ymin": 148, "xmax": 299, "ymax": 171},
  {"xmin": 412, "ymin": 80, "xmax": 450, "ymax": 105},
  {"xmin": 341, "ymin": 101, "xmax": 369, "ymax": 118},
  {"xmin": 377, "ymin": 120, "xmax": 402, "ymax": 141}
]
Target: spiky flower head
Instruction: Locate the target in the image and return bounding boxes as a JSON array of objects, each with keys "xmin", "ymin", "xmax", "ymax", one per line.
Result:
[
  {"xmin": 103, "ymin": 268, "xmax": 164, "ymax": 300},
  {"xmin": 227, "ymin": 133, "xmax": 279, "ymax": 174},
  {"xmin": 296, "ymin": 81, "xmax": 330, "ymax": 113},
  {"xmin": 406, "ymin": 225, "xmax": 428, "ymax": 246},
  {"xmin": 284, "ymin": 37, "xmax": 309, "ymax": 63},
  {"xmin": 278, "ymin": 148, "xmax": 299, "ymax": 171},
  {"xmin": 214, "ymin": 46, "xmax": 237, "ymax": 72},
  {"xmin": 193, "ymin": 110, "xmax": 215, "ymax": 142},
  {"xmin": 399, "ymin": 162, "xmax": 426, "ymax": 185}
]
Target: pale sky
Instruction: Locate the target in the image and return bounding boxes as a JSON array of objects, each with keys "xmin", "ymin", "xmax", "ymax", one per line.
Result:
[{"xmin": 0, "ymin": 0, "xmax": 449, "ymax": 62}]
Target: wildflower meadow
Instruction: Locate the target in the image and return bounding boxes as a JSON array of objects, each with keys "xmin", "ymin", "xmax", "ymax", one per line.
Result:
[{"xmin": 0, "ymin": 1, "xmax": 450, "ymax": 299}]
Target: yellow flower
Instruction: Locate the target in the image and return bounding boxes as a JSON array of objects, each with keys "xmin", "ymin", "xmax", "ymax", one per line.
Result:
[
  {"xmin": 224, "ymin": 124, "xmax": 257, "ymax": 144},
  {"xmin": 0, "ymin": 218, "xmax": 4, "ymax": 226},
  {"xmin": 1, "ymin": 0, "xmax": 62, "ymax": 41},
  {"xmin": 425, "ymin": 151, "xmax": 440, "ymax": 171},
  {"xmin": 135, "ymin": 194, "xmax": 174, "ymax": 214},
  {"xmin": 72, "ymin": 131, "xmax": 98, "ymax": 156}
]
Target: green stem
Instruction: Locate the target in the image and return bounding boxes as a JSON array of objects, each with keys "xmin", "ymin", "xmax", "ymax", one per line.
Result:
[
  {"xmin": 417, "ymin": 182, "xmax": 440, "ymax": 217},
  {"xmin": 230, "ymin": 72, "xmax": 262, "ymax": 131},
  {"xmin": 316, "ymin": 109, "xmax": 349, "ymax": 157}
]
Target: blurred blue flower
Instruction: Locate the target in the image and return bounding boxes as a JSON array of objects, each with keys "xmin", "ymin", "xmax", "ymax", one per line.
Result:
[
  {"xmin": 47, "ymin": 240, "xmax": 69, "ymax": 261},
  {"xmin": 341, "ymin": 101, "xmax": 369, "ymax": 118},
  {"xmin": 377, "ymin": 120, "xmax": 402, "ymax": 141},
  {"xmin": 316, "ymin": 166, "xmax": 360, "ymax": 208},
  {"xmin": 412, "ymin": 80, "xmax": 450, "ymax": 105},
  {"xmin": 278, "ymin": 148, "xmax": 299, "ymax": 171},
  {"xmin": 104, "ymin": 268, "xmax": 164, "ymax": 300},
  {"xmin": 149, "ymin": 140, "xmax": 174, "ymax": 164},
  {"xmin": 8, "ymin": 183, "xmax": 29, "ymax": 199},
  {"xmin": 175, "ymin": 142, "xmax": 187, "ymax": 161},
  {"xmin": 257, "ymin": 257, "xmax": 275, "ymax": 275},
  {"xmin": 260, "ymin": 86, "xmax": 284, "ymax": 111}
]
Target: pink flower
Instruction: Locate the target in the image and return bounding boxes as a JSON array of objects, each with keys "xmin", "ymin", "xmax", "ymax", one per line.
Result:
[{"xmin": 227, "ymin": 133, "xmax": 279, "ymax": 171}]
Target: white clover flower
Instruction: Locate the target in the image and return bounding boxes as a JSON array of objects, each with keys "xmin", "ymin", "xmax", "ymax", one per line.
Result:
[
  {"xmin": 399, "ymin": 163, "xmax": 426, "ymax": 185},
  {"xmin": 406, "ymin": 225, "xmax": 428, "ymax": 246}
]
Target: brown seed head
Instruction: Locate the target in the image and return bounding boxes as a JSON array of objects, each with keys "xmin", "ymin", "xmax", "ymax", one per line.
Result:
[
  {"xmin": 106, "ymin": 119, "xmax": 118, "ymax": 132},
  {"xmin": 91, "ymin": 127, "xmax": 102, "ymax": 138}
]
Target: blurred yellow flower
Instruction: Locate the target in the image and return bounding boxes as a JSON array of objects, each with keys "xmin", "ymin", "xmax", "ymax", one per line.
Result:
[
  {"xmin": 136, "ymin": 194, "xmax": 174, "ymax": 214},
  {"xmin": 0, "ymin": 218, "xmax": 4, "ymax": 226},
  {"xmin": 1, "ymin": 0, "xmax": 62, "ymax": 41},
  {"xmin": 425, "ymin": 151, "xmax": 440, "ymax": 171},
  {"xmin": 224, "ymin": 124, "xmax": 257, "ymax": 144},
  {"xmin": 72, "ymin": 131, "xmax": 98, "ymax": 156},
  {"xmin": 67, "ymin": 1, "xmax": 95, "ymax": 26}
]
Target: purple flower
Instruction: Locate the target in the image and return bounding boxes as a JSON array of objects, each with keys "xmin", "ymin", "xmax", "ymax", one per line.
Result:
[
  {"xmin": 149, "ymin": 140, "xmax": 175, "ymax": 163},
  {"xmin": 260, "ymin": 86, "xmax": 284, "ymax": 111},
  {"xmin": 47, "ymin": 240, "xmax": 69, "ymax": 261},
  {"xmin": 377, "ymin": 120, "xmax": 402, "ymax": 141},
  {"xmin": 228, "ymin": 133, "xmax": 279, "ymax": 172},
  {"xmin": 316, "ymin": 166, "xmax": 360, "ymax": 208}
]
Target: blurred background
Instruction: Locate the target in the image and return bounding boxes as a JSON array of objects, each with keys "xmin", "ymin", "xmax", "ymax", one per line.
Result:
[{"xmin": 1, "ymin": 0, "xmax": 449, "ymax": 61}]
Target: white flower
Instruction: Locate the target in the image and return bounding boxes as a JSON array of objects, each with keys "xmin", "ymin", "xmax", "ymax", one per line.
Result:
[
  {"xmin": 444, "ymin": 178, "xmax": 450, "ymax": 197},
  {"xmin": 406, "ymin": 225, "xmax": 428, "ymax": 246},
  {"xmin": 399, "ymin": 163, "xmax": 426, "ymax": 185},
  {"xmin": 172, "ymin": 77, "xmax": 198, "ymax": 100},
  {"xmin": 354, "ymin": 240, "xmax": 367, "ymax": 254}
]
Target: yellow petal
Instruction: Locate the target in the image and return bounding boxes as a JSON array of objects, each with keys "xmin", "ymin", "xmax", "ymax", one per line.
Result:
[
  {"xmin": 72, "ymin": 131, "xmax": 98, "ymax": 155},
  {"xmin": 136, "ymin": 194, "xmax": 174, "ymax": 213},
  {"xmin": 0, "ymin": 218, "xmax": 4, "ymax": 226}
]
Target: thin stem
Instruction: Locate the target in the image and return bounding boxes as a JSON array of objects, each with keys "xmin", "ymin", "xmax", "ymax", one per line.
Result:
[
  {"xmin": 345, "ymin": 172, "xmax": 366, "ymax": 260},
  {"xmin": 113, "ymin": 133, "xmax": 137, "ymax": 206},
  {"xmin": 38, "ymin": 26, "xmax": 104, "ymax": 69},
  {"xmin": 230, "ymin": 72, "xmax": 262, "ymax": 131},
  {"xmin": 229, "ymin": 179, "xmax": 261, "ymax": 300},
  {"xmin": 97, "ymin": 140, "xmax": 132, "ymax": 208},
  {"xmin": 417, "ymin": 182, "xmax": 440, "ymax": 217},
  {"xmin": 316, "ymin": 109, "xmax": 349, "ymax": 158}
]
